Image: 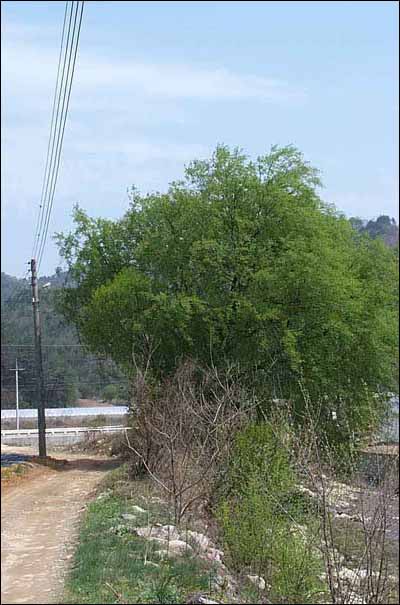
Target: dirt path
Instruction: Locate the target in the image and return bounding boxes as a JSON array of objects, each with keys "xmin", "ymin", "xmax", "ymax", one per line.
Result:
[{"xmin": 1, "ymin": 447, "xmax": 118, "ymax": 605}]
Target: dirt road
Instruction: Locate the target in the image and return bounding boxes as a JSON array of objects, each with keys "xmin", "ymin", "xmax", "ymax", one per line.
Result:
[{"xmin": 1, "ymin": 446, "xmax": 118, "ymax": 604}]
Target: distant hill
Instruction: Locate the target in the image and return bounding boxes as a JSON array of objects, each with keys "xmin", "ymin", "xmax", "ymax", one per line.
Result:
[
  {"xmin": 1, "ymin": 271, "xmax": 129, "ymax": 409},
  {"xmin": 349, "ymin": 215, "xmax": 399, "ymax": 247}
]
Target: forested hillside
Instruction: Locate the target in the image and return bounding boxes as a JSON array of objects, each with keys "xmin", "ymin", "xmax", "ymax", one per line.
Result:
[
  {"xmin": 1, "ymin": 271, "xmax": 129, "ymax": 408},
  {"xmin": 349, "ymin": 215, "xmax": 399, "ymax": 247}
]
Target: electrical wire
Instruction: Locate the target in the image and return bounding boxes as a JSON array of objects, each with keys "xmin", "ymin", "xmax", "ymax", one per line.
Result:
[
  {"xmin": 31, "ymin": 1, "xmax": 85, "ymax": 273},
  {"xmin": 37, "ymin": 1, "xmax": 82, "ymax": 268},
  {"xmin": 32, "ymin": 1, "xmax": 69, "ymax": 259}
]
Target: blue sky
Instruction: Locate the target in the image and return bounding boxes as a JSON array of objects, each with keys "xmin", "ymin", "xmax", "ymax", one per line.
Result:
[{"xmin": 1, "ymin": 0, "xmax": 398, "ymax": 277}]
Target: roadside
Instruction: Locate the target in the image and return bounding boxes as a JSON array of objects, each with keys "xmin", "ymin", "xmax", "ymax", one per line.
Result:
[
  {"xmin": 1, "ymin": 445, "xmax": 119, "ymax": 605},
  {"xmin": 63, "ymin": 464, "xmax": 236, "ymax": 605},
  {"xmin": 62, "ymin": 438, "xmax": 399, "ymax": 605}
]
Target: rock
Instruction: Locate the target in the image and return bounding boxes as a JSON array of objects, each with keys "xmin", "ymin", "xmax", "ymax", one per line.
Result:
[
  {"xmin": 339, "ymin": 567, "xmax": 368, "ymax": 584},
  {"xmin": 154, "ymin": 549, "xmax": 170, "ymax": 560},
  {"xmin": 346, "ymin": 592, "xmax": 366, "ymax": 604},
  {"xmin": 154, "ymin": 539, "xmax": 193, "ymax": 558},
  {"xmin": 186, "ymin": 530, "xmax": 210, "ymax": 551},
  {"xmin": 134, "ymin": 524, "xmax": 181, "ymax": 541},
  {"xmin": 151, "ymin": 496, "xmax": 165, "ymax": 504},
  {"xmin": 185, "ymin": 594, "xmax": 220, "ymax": 604},
  {"xmin": 144, "ymin": 560, "xmax": 160, "ymax": 568},
  {"xmin": 121, "ymin": 513, "xmax": 137, "ymax": 521},
  {"xmin": 161, "ymin": 524, "xmax": 181, "ymax": 541},
  {"xmin": 205, "ymin": 548, "xmax": 224, "ymax": 563},
  {"xmin": 168, "ymin": 539, "xmax": 193, "ymax": 556},
  {"xmin": 296, "ymin": 485, "xmax": 317, "ymax": 498},
  {"xmin": 96, "ymin": 489, "xmax": 112, "ymax": 501},
  {"xmin": 135, "ymin": 527, "xmax": 153, "ymax": 538},
  {"xmin": 148, "ymin": 537, "xmax": 169, "ymax": 547},
  {"xmin": 131, "ymin": 505, "xmax": 147, "ymax": 514},
  {"xmin": 247, "ymin": 574, "xmax": 266, "ymax": 591},
  {"xmin": 211, "ymin": 573, "xmax": 236, "ymax": 593}
]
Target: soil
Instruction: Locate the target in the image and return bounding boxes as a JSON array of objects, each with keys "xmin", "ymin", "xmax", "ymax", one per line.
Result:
[{"xmin": 1, "ymin": 445, "xmax": 118, "ymax": 604}]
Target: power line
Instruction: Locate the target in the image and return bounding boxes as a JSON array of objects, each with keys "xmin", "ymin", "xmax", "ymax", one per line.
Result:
[
  {"xmin": 32, "ymin": 1, "xmax": 85, "ymax": 272},
  {"xmin": 37, "ymin": 1, "xmax": 85, "ymax": 270},
  {"xmin": 36, "ymin": 1, "xmax": 78, "ymax": 267},
  {"xmin": 32, "ymin": 1, "xmax": 69, "ymax": 259}
]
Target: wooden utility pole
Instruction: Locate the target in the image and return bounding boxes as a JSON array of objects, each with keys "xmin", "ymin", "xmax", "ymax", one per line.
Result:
[
  {"xmin": 9, "ymin": 359, "xmax": 25, "ymax": 430},
  {"xmin": 31, "ymin": 258, "xmax": 47, "ymax": 457}
]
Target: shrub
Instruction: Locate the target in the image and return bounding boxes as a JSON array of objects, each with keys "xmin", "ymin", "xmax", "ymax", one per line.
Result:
[
  {"xmin": 102, "ymin": 384, "xmax": 118, "ymax": 402},
  {"xmin": 226, "ymin": 422, "xmax": 295, "ymax": 500},
  {"xmin": 217, "ymin": 421, "xmax": 325, "ymax": 604}
]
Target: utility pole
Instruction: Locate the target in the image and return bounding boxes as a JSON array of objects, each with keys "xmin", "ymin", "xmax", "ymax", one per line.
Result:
[
  {"xmin": 9, "ymin": 359, "xmax": 25, "ymax": 430},
  {"xmin": 31, "ymin": 258, "xmax": 47, "ymax": 457}
]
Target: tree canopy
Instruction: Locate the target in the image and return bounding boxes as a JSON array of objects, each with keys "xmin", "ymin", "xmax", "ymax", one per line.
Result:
[{"xmin": 56, "ymin": 145, "xmax": 399, "ymax": 443}]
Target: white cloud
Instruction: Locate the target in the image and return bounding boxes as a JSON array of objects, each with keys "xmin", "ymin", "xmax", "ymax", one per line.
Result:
[
  {"xmin": 1, "ymin": 16, "xmax": 306, "ymax": 275},
  {"xmin": 2, "ymin": 21, "xmax": 304, "ymax": 104},
  {"xmin": 74, "ymin": 57, "xmax": 301, "ymax": 102}
]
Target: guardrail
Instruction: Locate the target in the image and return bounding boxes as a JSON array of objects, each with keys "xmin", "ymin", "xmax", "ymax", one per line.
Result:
[
  {"xmin": 1, "ymin": 426, "xmax": 131, "ymax": 437},
  {"xmin": 1, "ymin": 406, "xmax": 129, "ymax": 419}
]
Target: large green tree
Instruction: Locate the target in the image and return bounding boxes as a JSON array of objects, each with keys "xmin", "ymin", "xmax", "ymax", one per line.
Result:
[{"xmin": 56, "ymin": 145, "xmax": 398, "ymax": 443}]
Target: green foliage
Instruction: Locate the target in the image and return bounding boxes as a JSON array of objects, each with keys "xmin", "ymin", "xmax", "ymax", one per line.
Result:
[
  {"xmin": 56, "ymin": 145, "xmax": 399, "ymax": 445},
  {"xmin": 63, "ymin": 466, "xmax": 217, "ymax": 604},
  {"xmin": 226, "ymin": 422, "xmax": 295, "ymax": 500},
  {"xmin": 1, "ymin": 272, "xmax": 129, "ymax": 408},
  {"xmin": 65, "ymin": 381, "xmax": 79, "ymax": 406},
  {"xmin": 217, "ymin": 422, "xmax": 326, "ymax": 604},
  {"xmin": 102, "ymin": 384, "xmax": 118, "ymax": 402}
]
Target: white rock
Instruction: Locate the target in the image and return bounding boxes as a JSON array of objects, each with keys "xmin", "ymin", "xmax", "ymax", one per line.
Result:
[
  {"xmin": 134, "ymin": 524, "xmax": 181, "ymax": 541},
  {"xmin": 144, "ymin": 560, "xmax": 160, "ymax": 568},
  {"xmin": 205, "ymin": 548, "xmax": 224, "ymax": 563},
  {"xmin": 154, "ymin": 540, "xmax": 193, "ymax": 558},
  {"xmin": 186, "ymin": 530, "xmax": 210, "ymax": 551},
  {"xmin": 161, "ymin": 524, "xmax": 181, "ymax": 541},
  {"xmin": 346, "ymin": 592, "xmax": 367, "ymax": 604},
  {"xmin": 134, "ymin": 527, "xmax": 153, "ymax": 538},
  {"xmin": 168, "ymin": 539, "xmax": 193, "ymax": 556},
  {"xmin": 155, "ymin": 549, "xmax": 171, "ymax": 560},
  {"xmin": 296, "ymin": 485, "xmax": 317, "ymax": 498},
  {"xmin": 148, "ymin": 537, "xmax": 169, "ymax": 546},
  {"xmin": 131, "ymin": 505, "xmax": 146, "ymax": 514},
  {"xmin": 339, "ymin": 567, "xmax": 368, "ymax": 584},
  {"xmin": 247, "ymin": 575, "xmax": 266, "ymax": 591},
  {"xmin": 121, "ymin": 513, "xmax": 137, "ymax": 521},
  {"xmin": 211, "ymin": 573, "xmax": 236, "ymax": 592}
]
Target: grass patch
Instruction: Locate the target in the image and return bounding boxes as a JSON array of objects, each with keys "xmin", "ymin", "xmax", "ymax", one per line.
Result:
[
  {"xmin": 63, "ymin": 465, "xmax": 218, "ymax": 604},
  {"xmin": 1, "ymin": 463, "xmax": 30, "ymax": 481}
]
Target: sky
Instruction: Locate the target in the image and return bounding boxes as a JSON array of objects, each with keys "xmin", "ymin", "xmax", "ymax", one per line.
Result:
[{"xmin": 1, "ymin": 0, "xmax": 398, "ymax": 277}]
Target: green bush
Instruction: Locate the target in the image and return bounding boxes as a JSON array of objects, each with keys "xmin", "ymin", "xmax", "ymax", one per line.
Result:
[
  {"xmin": 217, "ymin": 421, "xmax": 326, "ymax": 604},
  {"xmin": 102, "ymin": 384, "xmax": 118, "ymax": 402},
  {"xmin": 227, "ymin": 422, "xmax": 295, "ymax": 500}
]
